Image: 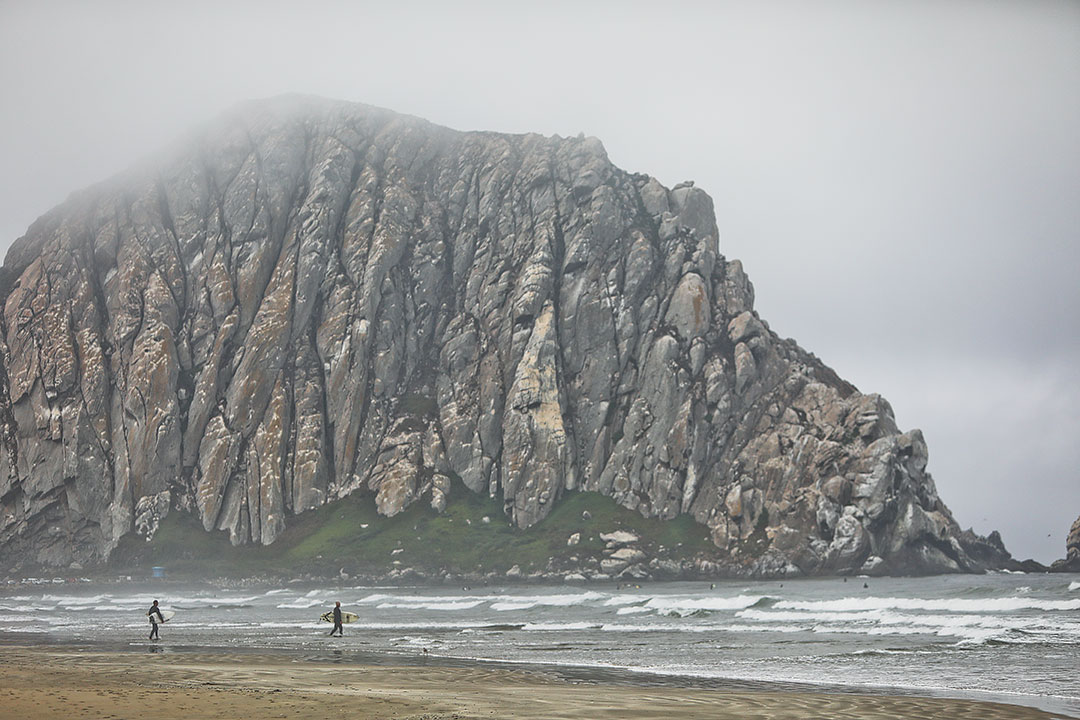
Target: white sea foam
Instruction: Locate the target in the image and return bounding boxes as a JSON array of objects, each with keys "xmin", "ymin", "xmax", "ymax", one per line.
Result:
[
  {"xmin": 264, "ymin": 589, "xmax": 290, "ymax": 596},
  {"xmin": 108, "ymin": 595, "xmax": 258, "ymax": 607},
  {"xmin": 644, "ymin": 594, "xmax": 765, "ymax": 616},
  {"xmin": 352, "ymin": 621, "xmax": 495, "ymax": 631},
  {"xmin": 0, "ymin": 614, "xmax": 40, "ymax": 623},
  {"xmin": 885, "ymin": 613, "xmax": 1031, "ymax": 631},
  {"xmin": 0, "ymin": 604, "xmax": 53, "ymax": 613},
  {"xmin": 359, "ymin": 592, "xmax": 498, "ymax": 605},
  {"xmin": 737, "ymin": 608, "xmax": 882, "ymax": 624},
  {"xmin": 599, "ymin": 622, "xmax": 806, "ymax": 634},
  {"xmin": 490, "ymin": 592, "xmax": 606, "ymax": 611},
  {"xmin": 615, "ymin": 606, "xmax": 651, "ymax": 615},
  {"xmin": 775, "ymin": 596, "xmax": 1080, "ymax": 613},
  {"xmin": 276, "ymin": 599, "xmax": 325, "ymax": 609},
  {"xmin": 521, "ymin": 622, "xmax": 600, "ymax": 631},
  {"xmin": 1, "ymin": 626, "xmax": 47, "ymax": 633},
  {"xmin": 602, "ymin": 594, "xmax": 648, "ymax": 607},
  {"xmin": 41, "ymin": 594, "xmax": 109, "ymax": 605},
  {"xmin": 359, "ymin": 592, "xmax": 494, "ymax": 604},
  {"xmin": 179, "ymin": 595, "xmax": 259, "ymax": 606},
  {"xmin": 393, "ymin": 635, "xmax": 442, "ymax": 648},
  {"xmin": 599, "ymin": 622, "xmax": 711, "ymax": 633},
  {"xmin": 489, "ymin": 602, "xmax": 536, "ymax": 611},
  {"xmin": 91, "ymin": 605, "xmax": 144, "ymax": 612},
  {"xmin": 815, "ymin": 621, "xmax": 1000, "ymax": 643},
  {"xmin": 360, "ymin": 591, "xmax": 605, "ymax": 611},
  {"xmin": 736, "ymin": 608, "xmax": 1043, "ymax": 632},
  {"xmin": 377, "ymin": 600, "xmax": 486, "ymax": 611}
]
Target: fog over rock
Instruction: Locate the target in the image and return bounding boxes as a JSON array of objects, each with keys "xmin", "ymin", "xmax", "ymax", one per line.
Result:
[{"xmin": 0, "ymin": 97, "xmax": 1014, "ymax": 576}]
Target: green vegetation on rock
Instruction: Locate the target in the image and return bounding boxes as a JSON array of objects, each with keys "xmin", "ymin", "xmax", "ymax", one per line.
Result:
[{"xmin": 110, "ymin": 480, "xmax": 715, "ymax": 579}]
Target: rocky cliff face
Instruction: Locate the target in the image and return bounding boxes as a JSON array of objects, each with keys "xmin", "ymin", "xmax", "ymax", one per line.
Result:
[
  {"xmin": 1070, "ymin": 516, "xmax": 1080, "ymax": 560},
  {"xmin": 0, "ymin": 97, "xmax": 1007, "ymax": 576},
  {"xmin": 1052, "ymin": 515, "xmax": 1080, "ymax": 572}
]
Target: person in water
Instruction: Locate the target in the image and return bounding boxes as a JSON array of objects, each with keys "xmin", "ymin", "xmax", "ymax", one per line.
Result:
[
  {"xmin": 328, "ymin": 601, "xmax": 344, "ymax": 637},
  {"xmin": 147, "ymin": 600, "xmax": 166, "ymax": 641}
]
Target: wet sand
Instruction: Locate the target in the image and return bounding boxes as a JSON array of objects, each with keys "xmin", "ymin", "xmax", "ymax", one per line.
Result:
[{"xmin": 0, "ymin": 645, "xmax": 1067, "ymax": 719}]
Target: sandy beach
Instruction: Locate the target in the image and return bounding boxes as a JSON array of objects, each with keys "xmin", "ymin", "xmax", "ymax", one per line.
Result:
[{"xmin": 0, "ymin": 645, "xmax": 1066, "ymax": 720}]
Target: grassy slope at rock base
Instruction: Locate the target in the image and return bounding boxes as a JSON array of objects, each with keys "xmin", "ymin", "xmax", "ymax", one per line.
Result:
[{"xmin": 110, "ymin": 482, "xmax": 717, "ymax": 579}]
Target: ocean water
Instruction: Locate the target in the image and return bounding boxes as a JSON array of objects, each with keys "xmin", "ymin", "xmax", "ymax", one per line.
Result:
[{"xmin": 2, "ymin": 573, "xmax": 1078, "ymax": 716}]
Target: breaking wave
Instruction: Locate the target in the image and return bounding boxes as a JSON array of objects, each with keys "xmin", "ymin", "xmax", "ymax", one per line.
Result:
[
  {"xmin": 774, "ymin": 596, "xmax": 1080, "ymax": 613},
  {"xmin": 41, "ymin": 594, "xmax": 108, "ymax": 606},
  {"xmin": 276, "ymin": 599, "xmax": 325, "ymax": 609},
  {"xmin": 376, "ymin": 600, "xmax": 486, "ymax": 611},
  {"xmin": 357, "ymin": 591, "xmax": 607, "ymax": 612},
  {"xmin": 644, "ymin": 594, "xmax": 768, "ymax": 616},
  {"xmin": 521, "ymin": 622, "xmax": 601, "ymax": 631}
]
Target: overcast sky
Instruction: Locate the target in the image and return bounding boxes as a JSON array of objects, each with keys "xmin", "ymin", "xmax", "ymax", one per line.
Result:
[{"xmin": 1, "ymin": 0, "xmax": 1077, "ymax": 563}]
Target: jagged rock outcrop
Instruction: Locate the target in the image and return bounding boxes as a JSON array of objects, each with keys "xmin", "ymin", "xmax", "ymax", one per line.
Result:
[
  {"xmin": 1070, "ymin": 515, "xmax": 1080, "ymax": 560},
  {"xmin": 0, "ymin": 96, "xmax": 1010, "ymax": 576},
  {"xmin": 1051, "ymin": 514, "xmax": 1080, "ymax": 572}
]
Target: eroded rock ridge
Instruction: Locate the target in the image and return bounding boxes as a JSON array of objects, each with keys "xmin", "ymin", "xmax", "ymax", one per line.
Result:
[
  {"xmin": 1051, "ymin": 515, "xmax": 1080, "ymax": 572},
  {"xmin": 0, "ymin": 97, "xmax": 1005, "ymax": 576}
]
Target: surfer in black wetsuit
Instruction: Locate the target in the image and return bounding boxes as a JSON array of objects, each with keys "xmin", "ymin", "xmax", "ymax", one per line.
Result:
[
  {"xmin": 328, "ymin": 601, "xmax": 343, "ymax": 637},
  {"xmin": 148, "ymin": 600, "xmax": 165, "ymax": 641}
]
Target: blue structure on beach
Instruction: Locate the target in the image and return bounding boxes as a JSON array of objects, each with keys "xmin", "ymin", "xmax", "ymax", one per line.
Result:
[{"xmin": 151, "ymin": 566, "xmax": 166, "ymax": 579}]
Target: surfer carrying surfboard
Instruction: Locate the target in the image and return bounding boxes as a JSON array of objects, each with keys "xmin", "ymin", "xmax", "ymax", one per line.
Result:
[
  {"xmin": 147, "ymin": 600, "xmax": 166, "ymax": 641},
  {"xmin": 328, "ymin": 601, "xmax": 344, "ymax": 637}
]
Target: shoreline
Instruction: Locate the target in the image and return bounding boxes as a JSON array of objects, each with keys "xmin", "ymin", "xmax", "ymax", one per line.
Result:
[
  {"xmin": 4, "ymin": 574, "xmax": 1078, "ymax": 717},
  {"xmin": 6, "ymin": 564, "xmax": 1072, "ymax": 587},
  {"xmin": 0, "ymin": 641, "xmax": 1074, "ymax": 719}
]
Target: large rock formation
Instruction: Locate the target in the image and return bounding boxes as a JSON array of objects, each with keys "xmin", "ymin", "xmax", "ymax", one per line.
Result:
[
  {"xmin": 1052, "ymin": 515, "xmax": 1080, "ymax": 572},
  {"xmin": 1070, "ymin": 516, "xmax": 1080, "ymax": 560},
  {"xmin": 0, "ymin": 96, "xmax": 1007, "ymax": 576}
]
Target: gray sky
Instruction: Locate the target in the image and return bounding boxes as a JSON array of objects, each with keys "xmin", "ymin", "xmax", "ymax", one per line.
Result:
[{"xmin": 2, "ymin": 0, "xmax": 1077, "ymax": 563}]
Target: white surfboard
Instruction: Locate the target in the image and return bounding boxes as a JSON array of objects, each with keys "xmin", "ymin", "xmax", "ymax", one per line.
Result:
[
  {"xmin": 320, "ymin": 610, "xmax": 359, "ymax": 624},
  {"xmin": 147, "ymin": 609, "xmax": 175, "ymax": 624}
]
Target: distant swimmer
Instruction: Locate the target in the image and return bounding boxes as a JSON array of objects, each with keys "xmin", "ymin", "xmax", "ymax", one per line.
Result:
[
  {"xmin": 328, "ymin": 601, "xmax": 344, "ymax": 637},
  {"xmin": 147, "ymin": 600, "xmax": 166, "ymax": 641}
]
